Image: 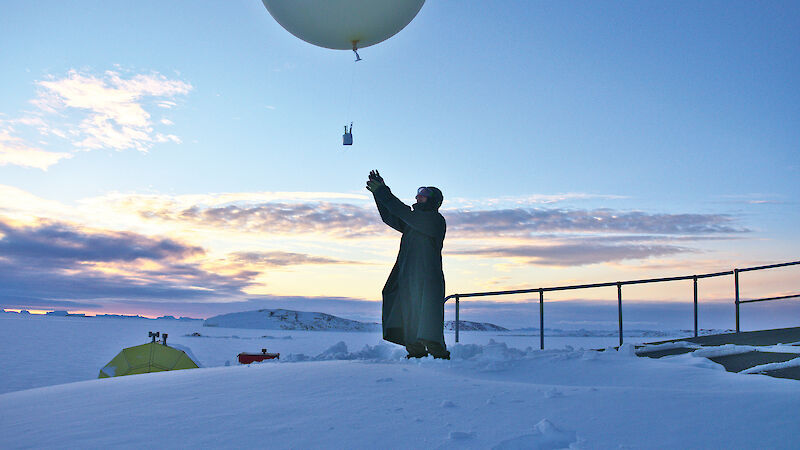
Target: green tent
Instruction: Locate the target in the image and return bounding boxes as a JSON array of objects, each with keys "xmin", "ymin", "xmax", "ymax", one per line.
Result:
[{"xmin": 99, "ymin": 340, "xmax": 199, "ymax": 378}]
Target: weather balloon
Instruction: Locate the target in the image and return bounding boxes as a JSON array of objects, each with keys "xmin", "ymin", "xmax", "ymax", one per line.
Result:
[
  {"xmin": 262, "ymin": 1, "xmax": 426, "ymax": 146},
  {"xmin": 262, "ymin": 0, "xmax": 425, "ymax": 55}
]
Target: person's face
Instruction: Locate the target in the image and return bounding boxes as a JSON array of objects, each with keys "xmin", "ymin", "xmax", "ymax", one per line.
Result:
[{"xmin": 416, "ymin": 187, "xmax": 431, "ymax": 204}]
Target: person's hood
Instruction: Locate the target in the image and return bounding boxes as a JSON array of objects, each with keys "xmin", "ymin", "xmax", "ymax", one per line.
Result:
[{"xmin": 413, "ymin": 186, "xmax": 443, "ymax": 212}]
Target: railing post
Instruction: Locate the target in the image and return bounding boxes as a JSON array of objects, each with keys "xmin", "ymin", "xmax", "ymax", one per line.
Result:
[
  {"xmin": 539, "ymin": 289, "xmax": 544, "ymax": 350},
  {"xmin": 455, "ymin": 294, "xmax": 460, "ymax": 343},
  {"xmin": 617, "ymin": 282, "xmax": 623, "ymax": 346},
  {"xmin": 734, "ymin": 269, "xmax": 740, "ymax": 333},
  {"xmin": 693, "ymin": 275, "xmax": 698, "ymax": 338}
]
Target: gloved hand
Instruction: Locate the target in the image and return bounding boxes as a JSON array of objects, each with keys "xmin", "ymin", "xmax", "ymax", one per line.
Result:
[
  {"xmin": 368, "ymin": 170, "xmax": 384, "ymax": 184},
  {"xmin": 366, "ymin": 169, "xmax": 386, "ymax": 192}
]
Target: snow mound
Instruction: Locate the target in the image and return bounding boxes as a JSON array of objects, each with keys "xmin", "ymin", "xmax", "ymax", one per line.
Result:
[
  {"xmin": 203, "ymin": 309, "xmax": 380, "ymax": 331},
  {"xmin": 280, "ymin": 339, "xmax": 542, "ymax": 364},
  {"xmin": 278, "ymin": 339, "xmax": 599, "ymax": 372},
  {"xmin": 282, "ymin": 341, "xmax": 406, "ymax": 362},
  {"xmin": 169, "ymin": 343, "xmax": 203, "ymax": 368},
  {"xmin": 636, "ymin": 341, "xmax": 701, "ymax": 354},
  {"xmin": 448, "ymin": 430, "xmax": 476, "ymax": 440},
  {"xmin": 492, "ymin": 419, "xmax": 579, "ymax": 449},
  {"xmin": 742, "ymin": 356, "xmax": 800, "ymax": 374}
]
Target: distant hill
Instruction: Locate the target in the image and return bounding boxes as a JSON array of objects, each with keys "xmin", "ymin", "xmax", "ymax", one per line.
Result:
[
  {"xmin": 0, "ymin": 309, "xmax": 201, "ymax": 321},
  {"xmin": 444, "ymin": 320, "xmax": 509, "ymax": 331},
  {"xmin": 203, "ymin": 309, "xmax": 512, "ymax": 332},
  {"xmin": 204, "ymin": 309, "xmax": 380, "ymax": 331}
]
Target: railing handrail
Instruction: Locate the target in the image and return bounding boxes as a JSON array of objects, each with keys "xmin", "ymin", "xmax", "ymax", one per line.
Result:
[
  {"xmin": 445, "ymin": 259, "xmax": 800, "ymax": 347},
  {"xmin": 739, "ymin": 293, "xmax": 800, "ymax": 304},
  {"xmin": 445, "ymin": 260, "xmax": 800, "ymax": 302}
]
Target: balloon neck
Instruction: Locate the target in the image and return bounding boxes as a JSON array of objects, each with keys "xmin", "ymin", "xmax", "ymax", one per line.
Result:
[{"xmin": 352, "ymin": 41, "xmax": 362, "ymax": 61}]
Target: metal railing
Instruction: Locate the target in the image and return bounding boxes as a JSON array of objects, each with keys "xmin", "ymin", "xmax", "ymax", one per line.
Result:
[{"xmin": 445, "ymin": 260, "xmax": 800, "ymax": 348}]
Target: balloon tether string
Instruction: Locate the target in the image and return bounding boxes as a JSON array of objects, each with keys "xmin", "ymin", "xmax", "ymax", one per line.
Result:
[{"xmin": 345, "ymin": 41, "xmax": 359, "ymax": 134}]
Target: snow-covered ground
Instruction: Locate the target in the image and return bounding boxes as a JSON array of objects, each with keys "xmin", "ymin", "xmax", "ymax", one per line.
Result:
[
  {"xmin": 1, "ymin": 313, "xmax": 799, "ymax": 449},
  {"xmin": 0, "ymin": 313, "xmax": 691, "ymax": 395}
]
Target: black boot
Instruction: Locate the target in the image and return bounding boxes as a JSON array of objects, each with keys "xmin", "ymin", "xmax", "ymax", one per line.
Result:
[
  {"xmin": 405, "ymin": 341, "xmax": 428, "ymax": 359},
  {"xmin": 424, "ymin": 341, "xmax": 450, "ymax": 360}
]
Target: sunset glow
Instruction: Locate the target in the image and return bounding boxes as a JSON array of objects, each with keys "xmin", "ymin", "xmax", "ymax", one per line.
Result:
[{"xmin": 1, "ymin": 2, "xmax": 797, "ymax": 326}]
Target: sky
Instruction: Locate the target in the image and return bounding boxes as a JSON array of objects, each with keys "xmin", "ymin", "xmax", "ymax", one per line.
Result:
[{"xmin": 0, "ymin": 1, "xmax": 798, "ymax": 328}]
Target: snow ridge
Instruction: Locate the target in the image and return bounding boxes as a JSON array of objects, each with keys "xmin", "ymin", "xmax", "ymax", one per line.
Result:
[
  {"xmin": 204, "ymin": 309, "xmax": 510, "ymax": 332},
  {"xmin": 203, "ymin": 309, "xmax": 381, "ymax": 331}
]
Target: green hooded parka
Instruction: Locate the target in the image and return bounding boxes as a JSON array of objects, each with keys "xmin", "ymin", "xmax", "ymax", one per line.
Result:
[{"xmin": 372, "ymin": 185, "xmax": 446, "ymax": 348}]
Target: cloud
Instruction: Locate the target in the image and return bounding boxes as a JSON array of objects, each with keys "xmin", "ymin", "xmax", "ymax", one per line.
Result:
[
  {"xmin": 132, "ymin": 197, "xmax": 746, "ymax": 241},
  {"xmin": 0, "ymin": 214, "xmax": 377, "ymax": 317},
  {"xmin": 605, "ymin": 258, "xmax": 734, "ymax": 272},
  {"xmin": 0, "ymin": 217, "xmax": 254, "ymax": 305},
  {"xmin": 0, "ymin": 218, "xmax": 202, "ymax": 264},
  {"xmin": 0, "ymin": 129, "xmax": 72, "ymax": 170},
  {"xmin": 0, "ymin": 295, "xmax": 101, "ymax": 311},
  {"xmin": 119, "ymin": 193, "xmax": 744, "ymax": 268},
  {"xmin": 0, "ymin": 258, "xmax": 249, "ymax": 303},
  {"xmin": 154, "ymin": 133, "xmax": 181, "ymax": 144},
  {"xmin": 92, "ymin": 191, "xmax": 369, "ymax": 212},
  {"xmin": 31, "ymin": 70, "xmax": 192, "ymax": 152},
  {"xmin": 445, "ymin": 208, "xmax": 746, "ymax": 237},
  {"xmin": 230, "ymin": 251, "xmax": 364, "ymax": 267},
  {"xmin": 448, "ymin": 242, "xmax": 693, "ymax": 266},
  {"xmin": 446, "ymin": 193, "xmax": 628, "ymax": 208},
  {"xmin": 0, "ymin": 186, "xmax": 757, "ymax": 315},
  {"xmin": 143, "ymin": 201, "xmax": 384, "ymax": 238},
  {"xmin": 0, "ymin": 69, "xmax": 192, "ymax": 169}
]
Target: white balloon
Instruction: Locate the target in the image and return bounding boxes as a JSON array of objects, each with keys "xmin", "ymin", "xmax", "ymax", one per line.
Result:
[{"xmin": 262, "ymin": 0, "xmax": 425, "ymax": 50}]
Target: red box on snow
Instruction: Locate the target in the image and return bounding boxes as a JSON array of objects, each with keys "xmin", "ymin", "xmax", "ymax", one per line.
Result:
[{"xmin": 238, "ymin": 349, "xmax": 280, "ymax": 364}]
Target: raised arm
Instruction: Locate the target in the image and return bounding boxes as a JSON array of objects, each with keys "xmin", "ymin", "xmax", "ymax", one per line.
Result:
[
  {"xmin": 367, "ymin": 170, "xmax": 405, "ymax": 232},
  {"xmin": 373, "ymin": 186, "xmax": 445, "ymax": 240},
  {"xmin": 373, "ymin": 187, "xmax": 405, "ymax": 233}
]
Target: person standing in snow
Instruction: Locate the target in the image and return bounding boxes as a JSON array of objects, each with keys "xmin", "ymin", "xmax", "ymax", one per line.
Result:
[{"xmin": 366, "ymin": 170, "xmax": 449, "ymax": 359}]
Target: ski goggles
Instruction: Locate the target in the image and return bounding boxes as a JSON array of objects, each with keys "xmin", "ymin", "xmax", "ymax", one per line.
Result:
[{"xmin": 417, "ymin": 187, "xmax": 434, "ymax": 197}]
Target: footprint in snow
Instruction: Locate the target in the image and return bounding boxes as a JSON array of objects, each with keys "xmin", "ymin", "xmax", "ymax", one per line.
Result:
[
  {"xmin": 376, "ymin": 377, "xmax": 393, "ymax": 383},
  {"xmin": 449, "ymin": 431, "xmax": 476, "ymax": 440},
  {"xmin": 440, "ymin": 400, "xmax": 456, "ymax": 408},
  {"xmin": 491, "ymin": 419, "xmax": 578, "ymax": 450},
  {"xmin": 544, "ymin": 388, "xmax": 564, "ymax": 399},
  {"xmin": 434, "ymin": 431, "xmax": 477, "ymax": 449}
]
